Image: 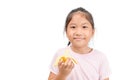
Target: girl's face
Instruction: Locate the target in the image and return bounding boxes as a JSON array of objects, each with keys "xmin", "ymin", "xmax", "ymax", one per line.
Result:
[{"xmin": 66, "ymin": 13, "xmax": 94, "ymax": 48}]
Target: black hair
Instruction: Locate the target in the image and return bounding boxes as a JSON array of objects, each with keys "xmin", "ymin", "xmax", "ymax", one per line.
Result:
[{"xmin": 64, "ymin": 7, "xmax": 94, "ymax": 46}]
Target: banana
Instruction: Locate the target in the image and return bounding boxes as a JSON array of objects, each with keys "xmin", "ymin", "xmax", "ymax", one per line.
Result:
[{"xmin": 54, "ymin": 49, "xmax": 77, "ymax": 66}]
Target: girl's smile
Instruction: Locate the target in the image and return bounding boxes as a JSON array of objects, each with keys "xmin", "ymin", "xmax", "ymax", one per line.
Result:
[{"xmin": 73, "ymin": 37, "xmax": 85, "ymax": 41}]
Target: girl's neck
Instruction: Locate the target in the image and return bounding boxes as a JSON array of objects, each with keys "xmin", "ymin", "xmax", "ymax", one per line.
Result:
[{"xmin": 70, "ymin": 45, "xmax": 92, "ymax": 54}]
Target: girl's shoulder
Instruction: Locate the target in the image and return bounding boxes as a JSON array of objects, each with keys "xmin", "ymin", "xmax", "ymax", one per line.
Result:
[
  {"xmin": 93, "ymin": 49, "xmax": 106, "ymax": 55},
  {"xmin": 92, "ymin": 49, "xmax": 108, "ymax": 59},
  {"xmin": 55, "ymin": 47, "xmax": 69, "ymax": 55}
]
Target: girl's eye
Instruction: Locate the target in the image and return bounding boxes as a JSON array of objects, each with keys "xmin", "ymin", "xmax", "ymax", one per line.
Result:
[
  {"xmin": 70, "ymin": 26, "xmax": 76, "ymax": 28},
  {"xmin": 82, "ymin": 26, "xmax": 88, "ymax": 28}
]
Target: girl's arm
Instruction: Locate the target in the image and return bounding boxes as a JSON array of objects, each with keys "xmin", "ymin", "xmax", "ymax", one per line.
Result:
[
  {"xmin": 104, "ymin": 78, "xmax": 109, "ymax": 80},
  {"xmin": 48, "ymin": 72, "xmax": 66, "ymax": 80},
  {"xmin": 48, "ymin": 72, "xmax": 56, "ymax": 80}
]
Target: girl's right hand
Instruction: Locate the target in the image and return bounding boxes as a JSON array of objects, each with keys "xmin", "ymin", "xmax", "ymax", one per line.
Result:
[{"xmin": 58, "ymin": 57, "xmax": 74, "ymax": 78}]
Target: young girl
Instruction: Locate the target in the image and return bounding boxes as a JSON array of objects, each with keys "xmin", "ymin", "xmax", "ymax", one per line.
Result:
[{"xmin": 48, "ymin": 7, "xmax": 111, "ymax": 80}]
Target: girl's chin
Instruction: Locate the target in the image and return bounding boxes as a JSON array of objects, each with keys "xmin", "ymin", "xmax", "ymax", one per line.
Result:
[{"xmin": 72, "ymin": 43, "xmax": 85, "ymax": 48}]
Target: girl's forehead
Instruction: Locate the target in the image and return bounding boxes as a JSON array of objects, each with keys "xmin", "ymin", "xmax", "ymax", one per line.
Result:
[
  {"xmin": 70, "ymin": 12, "xmax": 88, "ymax": 22},
  {"xmin": 72, "ymin": 11, "xmax": 86, "ymax": 17},
  {"xmin": 69, "ymin": 12, "xmax": 91, "ymax": 26}
]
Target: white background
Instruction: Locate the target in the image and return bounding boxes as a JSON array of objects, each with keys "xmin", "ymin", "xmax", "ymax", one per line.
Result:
[{"xmin": 0, "ymin": 0, "xmax": 120, "ymax": 80}]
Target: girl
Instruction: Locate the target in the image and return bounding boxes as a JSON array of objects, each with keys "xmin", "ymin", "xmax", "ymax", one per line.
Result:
[{"xmin": 48, "ymin": 7, "xmax": 111, "ymax": 80}]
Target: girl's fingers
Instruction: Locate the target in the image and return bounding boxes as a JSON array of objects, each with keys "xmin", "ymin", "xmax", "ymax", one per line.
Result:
[
  {"xmin": 58, "ymin": 60, "xmax": 63, "ymax": 66},
  {"xmin": 58, "ymin": 57, "xmax": 74, "ymax": 69},
  {"xmin": 66, "ymin": 58, "xmax": 74, "ymax": 68},
  {"xmin": 63, "ymin": 58, "xmax": 74, "ymax": 69}
]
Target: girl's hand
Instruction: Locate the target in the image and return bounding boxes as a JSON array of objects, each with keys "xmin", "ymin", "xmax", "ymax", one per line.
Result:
[{"xmin": 58, "ymin": 57, "xmax": 74, "ymax": 78}]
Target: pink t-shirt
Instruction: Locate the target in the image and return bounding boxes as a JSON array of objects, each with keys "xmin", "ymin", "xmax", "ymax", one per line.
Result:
[{"xmin": 49, "ymin": 47, "xmax": 111, "ymax": 80}]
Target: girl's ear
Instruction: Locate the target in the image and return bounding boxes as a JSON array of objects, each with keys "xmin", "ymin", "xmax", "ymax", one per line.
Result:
[
  {"xmin": 92, "ymin": 29, "xmax": 95, "ymax": 37},
  {"xmin": 66, "ymin": 31, "xmax": 69, "ymax": 38}
]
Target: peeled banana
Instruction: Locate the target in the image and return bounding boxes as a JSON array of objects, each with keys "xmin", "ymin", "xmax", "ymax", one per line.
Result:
[{"xmin": 54, "ymin": 49, "xmax": 77, "ymax": 66}]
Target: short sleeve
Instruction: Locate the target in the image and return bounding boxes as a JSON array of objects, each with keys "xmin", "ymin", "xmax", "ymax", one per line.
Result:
[
  {"xmin": 99, "ymin": 54, "xmax": 111, "ymax": 80},
  {"xmin": 49, "ymin": 48, "xmax": 66, "ymax": 74},
  {"xmin": 49, "ymin": 52, "xmax": 59, "ymax": 74}
]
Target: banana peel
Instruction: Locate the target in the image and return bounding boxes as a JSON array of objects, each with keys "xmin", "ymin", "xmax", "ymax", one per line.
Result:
[{"xmin": 54, "ymin": 49, "xmax": 77, "ymax": 66}]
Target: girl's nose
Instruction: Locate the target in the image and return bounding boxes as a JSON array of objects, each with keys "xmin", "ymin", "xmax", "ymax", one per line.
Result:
[{"xmin": 75, "ymin": 28, "xmax": 83, "ymax": 36}]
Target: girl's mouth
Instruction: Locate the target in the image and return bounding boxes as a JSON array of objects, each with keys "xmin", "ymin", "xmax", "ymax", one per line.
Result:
[{"xmin": 74, "ymin": 37, "xmax": 84, "ymax": 40}]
